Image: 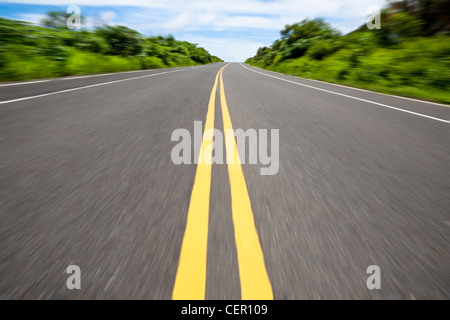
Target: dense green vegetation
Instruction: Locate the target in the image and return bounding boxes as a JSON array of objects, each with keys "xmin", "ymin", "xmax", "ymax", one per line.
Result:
[
  {"xmin": 246, "ymin": 0, "xmax": 450, "ymax": 104},
  {"xmin": 0, "ymin": 13, "xmax": 222, "ymax": 81}
]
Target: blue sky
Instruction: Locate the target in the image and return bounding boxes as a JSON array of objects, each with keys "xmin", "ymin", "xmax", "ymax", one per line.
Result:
[{"xmin": 0, "ymin": 0, "xmax": 387, "ymax": 62}]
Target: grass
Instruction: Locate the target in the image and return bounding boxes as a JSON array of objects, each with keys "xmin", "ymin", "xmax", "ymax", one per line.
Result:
[
  {"xmin": 0, "ymin": 47, "xmax": 203, "ymax": 81},
  {"xmin": 0, "ymin": 17, "xmax": 222, "ymax": 82},
  {"xmin": 247, "ymin": 36, "xmax": 450, "ymax": 105}
]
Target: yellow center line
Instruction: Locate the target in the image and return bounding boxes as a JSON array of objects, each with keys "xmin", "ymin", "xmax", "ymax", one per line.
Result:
[
  {"xmin": 219, "ymin": 66, "xmax": 274, "ymax": 300},
  {"xmin": 172, "ymin": 64, "xmax": 229, "ymax": 300}
]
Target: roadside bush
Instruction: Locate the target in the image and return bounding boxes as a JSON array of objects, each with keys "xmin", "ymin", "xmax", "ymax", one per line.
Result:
[
  {"xmin": 0, "ymin": 15, "xmax": 222, "ymax": 82},
  {"xmin": 307, "ymin": 41, "xmax": 333, "ymax": 60},
  {"xmin": 247, "ymin": 22, "xmax": 450, "ymax": 103},
  {"xmin": 141, "ymin": 56, "xmax": 166, "ymax": 69}
]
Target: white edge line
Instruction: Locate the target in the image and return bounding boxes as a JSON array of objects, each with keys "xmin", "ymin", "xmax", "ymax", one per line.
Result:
[
  {"xmin": 240, "ymin": 63, "xmax": 449, "ymax": 124},
  {"xmin": 0, "ymin": 71, "xmax": 154, "ymax": 85},
  {"xmin": 59, "ymin": 65, "xmax": 207, "ymax": 80},
  {"xmin": 0, "ymin": 79, "xmax": 52, "ymax": 87},
  {"xmin": 60, "ymin": 71, "xmax": 149, "ymax": 81},
  {"xmin": 57, "ymin": 69, "xmax": 155, "ymax": 80},
  {"xmin": 0, "ymin": 65, "xmax": 211, "ymax": 105},
  {"xmin": 0, "ymin": 64, "xmax": 210, "ymax": 86},
  {"xmin": 244, "ymin": 64, "xmax": 450, "ymax": 108}
]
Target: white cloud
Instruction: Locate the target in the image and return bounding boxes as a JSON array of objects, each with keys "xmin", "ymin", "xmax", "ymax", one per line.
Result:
[
  {"xmin": 181, "ymin": 35, "xmax": 267, "ymax": 62},
  {"xmin": 98, "ymin": 10, "xmax": 116, "ymax": 24},
  {"xmin": 17, "ymin": 13, "xmax": 47, "ymax": 24},
  {"xmin": 5, "ymin": 0, "xmax": 388, "ymax": 21}
]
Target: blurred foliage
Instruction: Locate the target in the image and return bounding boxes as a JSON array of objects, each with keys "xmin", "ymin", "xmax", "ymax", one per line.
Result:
[
  {"xmin": 0, "ymin": 14, "xmax": 222, "ymax": 81},
  {"xmin": 41, "ymin": 11, "xmax": 86, "ymax": 29},
  {"xmin": 387, "ymin": 0, "xmax": 450, "ymax": 36},
  {"xmin": 246, "ymin": 2, "xmax": 450, "ymax": 104},
  {"xmin": 95, "ymin": 25, "xmax": 143, "ymax": 56}
]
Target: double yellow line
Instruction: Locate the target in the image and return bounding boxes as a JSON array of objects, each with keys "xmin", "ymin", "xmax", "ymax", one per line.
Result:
[{"xmin": 172, "ymin": 64, "xmax": 273, "ymax": 300}]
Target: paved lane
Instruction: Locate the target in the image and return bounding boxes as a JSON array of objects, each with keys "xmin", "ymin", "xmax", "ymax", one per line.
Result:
[
  {"xmin": 224, "ymin": 63, "xmax": 449, "ymax": 299},
  {"xmin": 0, "ymin": 63, "xmax": 225, "ymax": 299},
  {"xmin": 0, "ymin": 62, "xmax": 448, "ymax": 299}
]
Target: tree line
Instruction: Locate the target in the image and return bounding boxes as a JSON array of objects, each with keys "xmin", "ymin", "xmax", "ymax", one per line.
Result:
[
  {"xmin": 245, "ymin": 0, "xmax": 450, "ymax": 104},
  {"xmin": 0, "ymin": 11, "xmax": 222, "ymax": 81}
]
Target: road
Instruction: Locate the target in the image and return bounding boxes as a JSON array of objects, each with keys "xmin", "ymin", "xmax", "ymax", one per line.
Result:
[{"xmin": 0, "ymin": 62, "xmax": 449, "ymax": 299}]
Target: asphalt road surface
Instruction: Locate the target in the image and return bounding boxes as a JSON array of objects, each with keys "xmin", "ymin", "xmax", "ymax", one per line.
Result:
[{"xmin": 0, "ymin": 62, "xmax": 449, "ymax": 299}]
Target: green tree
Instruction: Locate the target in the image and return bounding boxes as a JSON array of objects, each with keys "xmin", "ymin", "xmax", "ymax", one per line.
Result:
[
  {"xmin": 278, "ymin": 19, "xmax": 340, "ymax": 59},
  {"xmin": 280, "ymin": 18, "xmax": 340, "ymax": 45},
  {"xmin": 96, "ymin": 25, "xmax": 143, "ymax": 57},
  {"xmin": 385, "ymin": 12, "xmax": 425, "ymax": 38},
  {"xmin": 41, "ymin": 11, "xmax": 85, "ymax": 29}
]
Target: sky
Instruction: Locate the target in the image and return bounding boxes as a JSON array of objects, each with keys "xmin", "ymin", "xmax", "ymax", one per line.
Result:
[{"xmin": 0, "ymin": 0, "xmax": 388, "ymax": 62}]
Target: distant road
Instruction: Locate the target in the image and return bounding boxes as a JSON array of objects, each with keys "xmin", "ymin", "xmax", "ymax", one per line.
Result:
[{"xmin": 0, "ymin": 62, "xmax": 449, "ymax": 299}]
